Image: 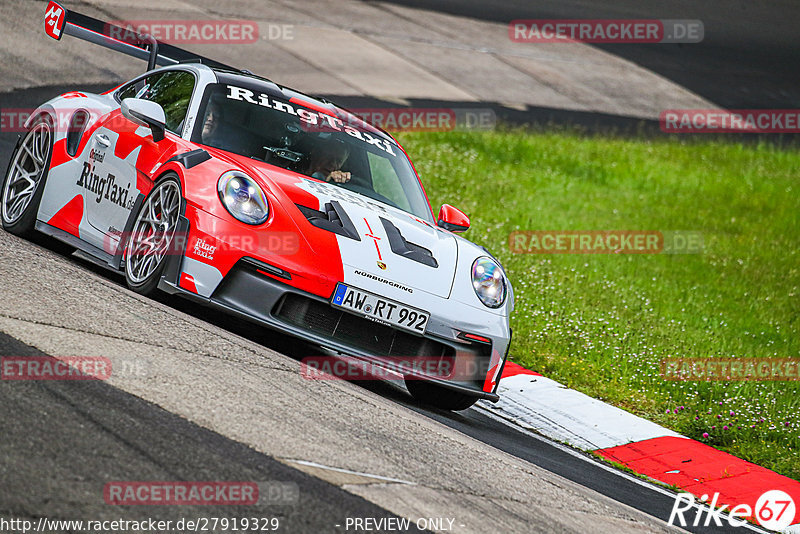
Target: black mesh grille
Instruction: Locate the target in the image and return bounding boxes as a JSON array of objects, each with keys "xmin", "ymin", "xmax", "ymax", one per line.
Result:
[{"xmin": 274, "ymin": 293, "xmax": 454, "ymax": 359}]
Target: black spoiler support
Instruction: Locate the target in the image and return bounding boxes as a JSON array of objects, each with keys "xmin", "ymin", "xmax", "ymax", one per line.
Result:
[{"xmin": 43, "ymin": 1, "xmax": 238, "ymax": 72}]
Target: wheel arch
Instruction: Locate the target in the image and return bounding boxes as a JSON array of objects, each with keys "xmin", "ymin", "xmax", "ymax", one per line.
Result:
[
  {"xmin": 148, "ymin": 163, "xmax": 187, "ymax": 201},
  {"xmin": 23, "ymin": 105, "xmax": 57, "ymax": 131},
  {"xmin": 2, "ymin": 111, "xmax": 57, "ymax": 236},
  {"xmin": 149, "ymin": 151, "xmax": 220, "ymax": 212}
]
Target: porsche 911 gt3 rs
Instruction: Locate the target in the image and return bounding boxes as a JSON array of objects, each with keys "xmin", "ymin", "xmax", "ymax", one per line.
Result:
[{"xmin": 2, "ymin": 2, "xmax": 513, "ymax": 410}]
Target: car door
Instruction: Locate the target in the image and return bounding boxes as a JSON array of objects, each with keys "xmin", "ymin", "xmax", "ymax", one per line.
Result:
[{"xmin": 84, "ymin": 69, "xmax": 196, "ymax": 252}]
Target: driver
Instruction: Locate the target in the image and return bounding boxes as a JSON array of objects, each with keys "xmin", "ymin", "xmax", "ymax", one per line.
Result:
[
  {"xmin": 201, "ymin": 99, "xmax": 224, "ymax": 145},
  {"xmin": 302, "ymin": 137, "xmax": 351, "ymax": 183},
  {"xmin": 200, "ymin": 99, "xmax": 258, "ymax": 156}
]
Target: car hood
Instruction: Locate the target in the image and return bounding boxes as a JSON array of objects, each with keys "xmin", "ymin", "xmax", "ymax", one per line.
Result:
[
  {"xmin": 215, "ymin": 153, "xmax": 458, "ymax": 299},
  {"xmin": 296, "ymin": 178, "xmax": 458, "ymax": 299}
]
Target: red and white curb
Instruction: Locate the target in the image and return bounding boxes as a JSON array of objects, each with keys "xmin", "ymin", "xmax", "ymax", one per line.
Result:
[{"xmin": 478, "ymin": 362, "xmax": 800, "ymax": 533}]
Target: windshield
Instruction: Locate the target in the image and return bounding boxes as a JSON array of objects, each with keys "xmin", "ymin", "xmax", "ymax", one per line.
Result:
[{"xmin": 193, "ymin": 84, "xmax": 432, "ymax": 221}]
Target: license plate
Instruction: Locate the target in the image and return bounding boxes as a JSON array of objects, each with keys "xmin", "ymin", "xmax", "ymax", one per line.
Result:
[{"xmin": 331, "ymin": 283, "xmax": 429, "ymax": 334}]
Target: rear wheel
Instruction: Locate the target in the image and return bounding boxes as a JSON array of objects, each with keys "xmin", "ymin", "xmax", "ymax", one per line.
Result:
[
  {"xmin": 2, "ymin": 118, "xmax": 52, "ymax": 237},
  {"xmin": 404, "ymin": 378, "xmax": 478, "ymax": 411},
  {"xmin": 124, "ymin": 175, "xmax": 183, "ymax": 296}
]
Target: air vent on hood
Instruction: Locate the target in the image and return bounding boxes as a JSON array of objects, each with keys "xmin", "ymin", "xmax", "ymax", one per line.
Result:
[
  {"xmin": 296, "ymin": 200, "xmax": 360, "ymax": 241},
  {"xmin": 380, "ymin": 217, "xmax": 438, "ymax": 268}
]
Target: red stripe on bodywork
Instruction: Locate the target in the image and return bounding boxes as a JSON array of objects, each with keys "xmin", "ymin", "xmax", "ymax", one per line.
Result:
[
  {"xmin": 49, "ymin": 138, "xmax": 71, "ymax": 169},
  {"xmin": 596, "ymin": 436, "xmax": 800, "ymax": 525},
  {"xmin": 482, "ymin": 363, "xmax": 499, "ymax": 392},
  {"xmin": 363, "ymin": 217, "xmax": 383, "ymax": 260},
  {"xmin": 46, "ymin": 194, "xmax": 83, "ymax": 237},
  {"xmin": 110, "ymin": 109, "xmax": 176, "ymax": 168},
  {"xmin": 179, "ymin": 273, "xmax": 198, "ymax": 293},
  {"xmin": 288, "ymin": 97, "xmax": 336, "ymax": 117},
  {"xmin": 192, "ymin": 152, "xmax": 347, "ymax": 299}
]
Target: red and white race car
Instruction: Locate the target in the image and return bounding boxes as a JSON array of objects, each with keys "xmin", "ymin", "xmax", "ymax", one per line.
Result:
[{"xmin": 2, "ymin": 3, "xmax": 513, "ymax": 410}]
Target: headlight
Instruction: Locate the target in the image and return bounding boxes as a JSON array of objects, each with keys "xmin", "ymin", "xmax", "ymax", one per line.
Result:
[
  {"xmin": 217, "ymin": 170, "xmax": 269, "ymax": 225},
  {"xmin": 471, "ymin": 257, "xmax": 506, "ymax": 308}
]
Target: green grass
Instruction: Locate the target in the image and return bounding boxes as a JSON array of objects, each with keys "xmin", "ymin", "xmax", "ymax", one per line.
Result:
[{"xmin": 396, "ymin": 128, "xmax": 800, "ymax": 481}]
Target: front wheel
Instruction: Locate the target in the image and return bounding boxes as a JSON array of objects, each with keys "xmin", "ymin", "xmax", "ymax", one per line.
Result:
[
  {"xmin": 124, "ymin": 175, "xmax": 183, "ymax": 296},
  {"xmin": 404, "ymin": 378, "xmax": 479, "ymax": 411},
  {"xmin": 2, "ymin": 119, "xmax": 53, "ymax": 237}
]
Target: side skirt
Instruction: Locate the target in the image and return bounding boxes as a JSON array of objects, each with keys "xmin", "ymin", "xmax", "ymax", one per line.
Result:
[{"xmin": 34, "ymin": 220, "xmax": 117, "ymax": 269}]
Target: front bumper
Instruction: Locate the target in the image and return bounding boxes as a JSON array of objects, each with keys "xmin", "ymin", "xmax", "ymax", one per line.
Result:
[{"xmin": 159, "ymin": 212, "xmax": 509, "ymax": 401}]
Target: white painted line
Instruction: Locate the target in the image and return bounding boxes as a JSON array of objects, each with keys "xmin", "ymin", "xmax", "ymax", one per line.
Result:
[{"xmin": 284, "ymin": 459, "xmax": 417, "ymax": 485}]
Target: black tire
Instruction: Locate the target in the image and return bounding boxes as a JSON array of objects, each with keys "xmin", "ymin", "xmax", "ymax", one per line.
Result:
[
  {"xmin": 124, "ymin": 174, "xmax": 183, "ymax": 296},
  {"xmin": 1, "ymin": 117, "xmax": 53, "ymax": 238},
  {"xmin": 404, "ymin": 378, "xmax": 479, "ymax": 411}
]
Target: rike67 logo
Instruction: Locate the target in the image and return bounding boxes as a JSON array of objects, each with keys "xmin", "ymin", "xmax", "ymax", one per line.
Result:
[{"xmin": 669, "ymin": 490, "xmax": 796, "ymax": 530}]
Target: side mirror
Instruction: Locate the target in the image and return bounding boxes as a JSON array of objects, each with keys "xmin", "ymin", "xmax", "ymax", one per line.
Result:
[
  {"xmin": 437, "ymin": 204, "xmax": 470, "ymax": 233},
  {"xmin": 121, "ymin": 98, "xmax": 166, "ymax": 142}
]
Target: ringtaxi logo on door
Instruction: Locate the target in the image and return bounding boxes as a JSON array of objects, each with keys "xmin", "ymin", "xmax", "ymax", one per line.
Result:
[{"xmin": 669, "ymin": 490, "xmax": 796, "ymax": 530}]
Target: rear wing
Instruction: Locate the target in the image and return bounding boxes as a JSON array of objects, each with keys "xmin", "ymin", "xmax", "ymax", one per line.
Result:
[{"xmin": 43, "ymin": 1, "xmax": 237, "ymax": 72}]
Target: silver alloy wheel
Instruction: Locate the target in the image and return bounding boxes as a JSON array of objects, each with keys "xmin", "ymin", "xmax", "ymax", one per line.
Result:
[
  {"xmin": 125, "ymin": 180, "xmax": 181, "ymax": 285},
  {"xmin": 2, "ymin": 122, "xmax": 51, "ymax": 225}
]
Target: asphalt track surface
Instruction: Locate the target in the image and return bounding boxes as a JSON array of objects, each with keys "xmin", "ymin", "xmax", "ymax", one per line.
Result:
[
  {"xmin": 0, "ymin": 93, "xmax": 756, "ymax": 534},
  {"xmin": 384, "ymin": 0, "xmax": 800, "ymax": 110},
  {"xmin": 0, "ymin": 332, "xmax": 413, "ymax": 532}
]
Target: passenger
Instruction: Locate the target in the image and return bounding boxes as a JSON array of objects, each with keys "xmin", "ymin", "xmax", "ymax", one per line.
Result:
[{"xmin": 302, "ymin": 137, "xmax": 351, "ymax": 183}]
